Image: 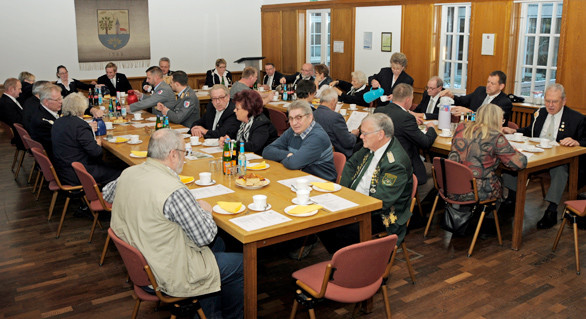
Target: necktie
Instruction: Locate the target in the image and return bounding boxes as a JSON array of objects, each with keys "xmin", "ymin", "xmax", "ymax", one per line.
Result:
[
  {"xmin": 426, "ymin": 97, "xmax": 435, "ymax": 113},
  {"xmin": 546, "ymin": 115, "xmax": 556, "ymax": 140},
  {"xmin": 348, "ymin": 87, "xmax": 356, "ymax": 96},
  {"xmin": 481, "ymin": 94, "xmax": 491, "ymax": 106}
]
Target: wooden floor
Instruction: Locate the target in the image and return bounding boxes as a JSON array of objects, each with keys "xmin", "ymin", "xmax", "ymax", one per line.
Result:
[{"xmin": 1, "ymin": 126, "xmax": 586, "ymax": 319}]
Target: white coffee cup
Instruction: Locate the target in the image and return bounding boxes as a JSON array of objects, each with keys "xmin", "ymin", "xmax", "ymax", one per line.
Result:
[
  {"xmin": 296, "ymin": 189, "xmax": 310, "ymax": 205},
  {"xmin": 253, "ymin": 195, "xmax": 267, "ymax": 210},
  {"xmin": 272, "ymin": 93, "xmax": 279, "ymax": 101},
  {"xmin": 258, "ymin": 86, "xmax": 265, "ymax": 92},
  {"xmin": 133, "ymin": 113, "xmax": 142, "ymax": 120},
  {"xmin": 130, "ymin": 135, "xmax": 139, "ymax": 143},
  {"xmin": 442, "ymin": 129, "xmax": 451, "ymax": 136},
  {"xmin": 540, "ymin": 138, "xmax": 550, "ymax": 148},
  {"xmin": 514, "ymin": 132, "xmax": 523, "ymax": 140},
  {"xmin": 340, "ymin": 109, "xmax": 347, "ymax": 115},
  {"xmin": 105, "ymin": 122, "xmax": 113, "ymax": 130},
  {"xmin": 380, "ymin": 95, "xmax": 389, "ymax": 102},
  {"xmin": 190, "ymin": 136, "xmax": 200, "ymax": 145},
  {"xmin": 349, "ymin": 104, "xmax": 357, "ymax": 110},
  {"xmin": 296, "ymin": 178, "xmax": 309, "ymax": 191},
  {"xmin": 199, "ymin": 172, "xmax": 212, "ymax": 184},
  {"xmin": 202, "ymin": 85, "xmax": 209, "ymax": 90}
]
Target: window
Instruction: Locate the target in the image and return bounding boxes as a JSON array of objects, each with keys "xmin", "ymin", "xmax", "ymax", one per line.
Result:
[
  {"xmin": 438, "ymin": 3, "xmax": 471, "ymax": 94},
  {"xmin": 515, "ymin": 1, "xmax": 562, "ymax": 100},
  {"xmin": 306, "ymin": 9, "xmax": 330, "ymax": 65}
]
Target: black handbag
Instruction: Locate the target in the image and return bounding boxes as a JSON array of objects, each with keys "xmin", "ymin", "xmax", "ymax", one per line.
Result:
[{"xmin": 437, "ymin": 158, "xmax": 476, "ymax": 237}]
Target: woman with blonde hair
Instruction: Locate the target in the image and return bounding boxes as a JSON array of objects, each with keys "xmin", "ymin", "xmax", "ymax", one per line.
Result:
[
  {"xmin": 448, "ymin": 103, "xmax": 527, "ymax": 202},
  {"xmin": 205, "ymin": 58, "xmax": 233, "ymax": 87}
]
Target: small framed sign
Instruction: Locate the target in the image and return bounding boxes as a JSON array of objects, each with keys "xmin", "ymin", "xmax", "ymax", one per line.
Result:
[{"xmin": 381, "ymin": 32, "xmax": 392, "ymax": 52}]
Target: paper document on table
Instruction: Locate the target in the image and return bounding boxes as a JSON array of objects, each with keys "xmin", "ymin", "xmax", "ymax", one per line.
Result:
[
  {"xmin": 520, "ymin": 152, "xmax": 535, "ymax": 159},
  {"xmin": 271, "ymin": 101, "xmax": 289, "ymax": 106},
  {"xmin": 200, "ymin": 147, "xmax": 223, "ymax": 154},
  {"xmin": 186, "ymin": 152, "xmax": 213, "ymax": 160},
  {"xmin": 131, "ymin": 122, "xmax": 156, "ymax": 128},
  {"xmin": 229, "ymin": 210, "xmax": 292, "ymax": 231},
  {"xmin": 189, "ymin": 184, "xmax": 234, "ymax": 199},
  {"xmin": 346, "ymin": 111, "xmax": 368, "ymax": 132},
  {"xmin": 278, "ymin": 176, "xmax": 328, "ymax": 189},
  {"xmin": 245, "ymin": 153, "xmax": 263, "ymax": 161},
  {"xmin": 310, "ymin": 193, "xmax": 358, "ymax": 212},
  {"xmin": 335, "ymin": 104, "xmax": 343, "ymax": 113}
]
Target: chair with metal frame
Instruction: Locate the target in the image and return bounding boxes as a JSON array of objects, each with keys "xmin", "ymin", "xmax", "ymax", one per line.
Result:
[{"xmin": 552, "ymin": 199, "xmax": 586, "ymax": 274}]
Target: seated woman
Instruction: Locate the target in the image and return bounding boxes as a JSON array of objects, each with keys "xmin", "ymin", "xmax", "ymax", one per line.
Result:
[
  {"xmin": 51, "ymin": 93, "xmax": 123, "ymax": 186},
  {"xmin": 219, "ymin": 90, "xmax": 278, "ymax": 155},
  {"xmin": 330, "ymin": 70, "xmax": 370, "ymax": 106},
  {"xmin": 368, "ymin": 52, "xmax": 413, "ymax": 103},
  {"xmin": 448, "ymin": 103, "xmax": 527, "ymax": 202},
  {"xmin": 55, "ymin": 65, "xmax": 97, "ymax": 97},
  {"xmin": 205, "ymin": 58, "xmax": 233, "ymax": 87},
  {"xmin": 314, "ymin": 64, "xmax": 332, "ymax": 98}
]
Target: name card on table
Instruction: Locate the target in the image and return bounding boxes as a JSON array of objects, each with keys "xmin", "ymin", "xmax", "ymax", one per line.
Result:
[{"xmin": 229, "ymin": 210, "xmax": 292, "ymax": 232}]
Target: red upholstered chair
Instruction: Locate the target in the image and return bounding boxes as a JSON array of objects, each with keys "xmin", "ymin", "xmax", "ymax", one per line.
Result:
[
  {"xmin": 13, "ymin": 123, "xmax": 32, "ymax": 179},
  {"xmin": 424, "ymin": 157, "xmax": 502, "ymax": 257},
  {"xmin": 0, "ymin": 120, "xmax": 20, "ymax": 172},
  {"xmin": 30, "ymin": 147, "xmax": 82, "ymax": 237},
  {"xmin": 290, "ymin": 234, "xmax": 398, "ymax": 319},
  {"xmin": 268, "ymin": 108, "xmax": 289, "ymax": 136},
  {"xmin": 552, "ymin": 200, "xmax": 586, "ymax": 274},
  {"xmin": 21, "ymin": 135, "xmax": 44, "ymax": 194},
  {"xmin": 108, "ymin": 228, "xmax": 207, "ymax": 319},
  {"xmin": 332, "ymin": 152, "xmax": 346, "ymax": 184}
]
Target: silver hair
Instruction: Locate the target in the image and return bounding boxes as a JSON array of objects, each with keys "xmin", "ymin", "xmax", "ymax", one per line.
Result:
[
  {"xmin": 288, "ymin": 100, "xmax": 313, "ymax": 116},
  {"xmin": 364, "ymin": 113, "xmax": 394, "ymax": 138},
  {"xmin": 351, "ymin": 71, "xmax": 367, "ymax": 86},
  {"xmin": 32, "ymin": 80, "xmax": 52, "ymax": 96},
  {"xmin": 61, "ymin": 93, "xmax": 88, "ymax": 117},
  {"xmin": 320, "ymin": 87, "xmax": 339, "ymax": 103},
  {"xmin": 210, "ymin": 84, "xmax": 229, "ymax": 96},
  {"xmin": 147, "ymin": 128, "xmax": 183, "ymax": 160},
  {"xmin": 545, "ymin": 83, "xmax": 566, "ymax": 99},
  {"xmin": 39, "ymin": 84, "xmax": 61, "ymax": 103}
]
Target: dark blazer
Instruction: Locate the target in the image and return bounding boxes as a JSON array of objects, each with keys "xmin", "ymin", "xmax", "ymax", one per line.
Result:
[
  {"xmin": 282, "ymin": 72, "xmax": 315, "ymax": 86},
  {"xmin": 17, "ymin": 81, "xmax": 33, "ymax": 105},
  {"xmin": 0, "ymin": 94, "xmax": 24, "ymax": 149},
  {"xmin": 56, "ymin": 79, "xmax": 94, "ymax": 97},
  {"xmin": 368, "ymin": 69, "xmax": 414, "ymax": 97},
  {"xmin": 262, "ymin": 71, "xmax": 284, "ymax": 90},
  {"xmin": 317, "ymin": 77, "xmax": 333, "ymax": 89},
  {"xmin": 237, "ymin": 113, "xmax": 279, "ymax": 155},
  {"xmin": 191, "ymin": 100, "xmax": 240, "ymax": 139},
  {"xmin": 413, "ymin": 89, "xmax": 445, "ymax": 120},
  {"xmin": 313, "ymin": 105, "xmax": 357, "ymax": 158},
  {"xmin": 205, "ymin": 69, "xmax": 233, "ymax": 87},
  {"xmin": 97, "ymin": 73, "xmax": 133, "ymax": 94},
  {"xmin": 518, "ymin": 106, "xmax": 586, "ymax": 145},
  {"xmin": 375, "ymin": 103, "xmax": 437, "ymax": 184},
  {"xmin": 336, "ymin": 81, "xmax": 369, "ymax": 106},
  {"xmin": 454, "ymin": 86, "xmax": 513, "ymax": 122},
  {"xmin": 23, "ymin": 96, "xmax": 41, "ymax": 131},
  {"xmin": 29, "ymin": 104, "xmax": 58, "ymax": 159}
]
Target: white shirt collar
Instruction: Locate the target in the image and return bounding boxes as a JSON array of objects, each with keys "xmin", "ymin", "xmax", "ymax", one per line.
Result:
[{"xmin": 40, "ymin": 103, "xmax": 59, "ymax": 119}]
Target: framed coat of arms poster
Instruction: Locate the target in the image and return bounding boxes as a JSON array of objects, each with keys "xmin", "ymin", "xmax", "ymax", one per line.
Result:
[{"xmin": 74, "ymin": 0, "xmax": 151, "ymax": 70}]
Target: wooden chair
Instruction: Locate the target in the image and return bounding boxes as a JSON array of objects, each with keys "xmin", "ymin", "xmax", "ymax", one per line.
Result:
[
  {"xmin": 332, "ymin": 152, "xmax": 346, "ymax": 184},
  {"xmin": 268, "ymin": 108, "xmax": 289, "ymax": 136},
  {"xmin": 0, "ymin": 120, "xmax": 20, "ymax": 172},
  {"xmin": 21, "ymin": 135, "xmax": 44, "ymax": 194},
  {"xmin": 108, "ymin": 228, "xmax": 207, "ymax": 319},
  {"xmin": 424, "ymin": 157, "xmax": 502, "ymax": 257},
  {"xmin": 12, "ymin": 123, "xmax": 32, "ymax": 179},
  {"xmin": 552, "ymin": 200, "xmax": 586, "ymax": 274},
  {"xmin": 30, "ymin": 148, "xmax": 83, "ymax": 237},
  {"xmin": 290, "ymin": 234, "xmax": 398, "ymax": 319}
]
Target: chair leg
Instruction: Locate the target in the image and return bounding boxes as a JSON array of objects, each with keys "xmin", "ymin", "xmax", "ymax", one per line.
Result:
[
  {"xmin": 493, "ymin": 206, "xmax": 503, "ymax": 246},
  {"xmin": 89, "ymin": 210, "xmax": 99, "ymax": 243},
  {"xmin": 402, "ymin": 242, "xmax": 416, "ymax": 284},
  {"xmin": 11, "ymin": 149, "xmax": 20, "ymax": 171},
  {"xmin": 552, "ymin": 215, "xmax": 568, "ymax": 251},
  {"xmin": 195, "ymin": 299, "xmax": 207, "ymax": 319},
  {"xmin": 36, "ymin": 178, "xmax": 44, "ymax": 200},
  {"xmin": 14, "ymin": 150, "xmax": 26, "ymax": 179},
  {"xmin": 573, "ymin": 221, "xmax": 580, "ymax": 275},
  {"xmin": 56, "ymin": 196, "xmax": 71, "ymax": 238},
  {"xmin": 28, "ymin": 162, "xmax": 36, "ymax": 184},
  {"xmin": 32, "ymin": 170, "xmax": 41, "ymax": 194},
  {"xmin": 131, "ymin": 298, "xmax": 141, "ymax": 319},
  {"xmin": 388, "ymin": 245, "xmax": 398, "ymax": 272},
  {"xmin": 351, "ymin": 303, "xmax": 361, "ymax": 318},
  {"xmin": 416, "ymin": 194, "xmax": 424, "ymax": 217},
  {"xmin": 48, "ymin": 191, "xmax": 58, "ymax": 220},
  {"xmin": 99, "ymin": 234, "xmax": 111, "ymax": 266},
  {"xmin": 424, "ymin": 195, "xmax": 439, "ymax": 237},
  {"xmin": 289, "ymin": 299, "xmax": 299, "ymax": 319},
  {"xmin": 308, "ymin": 308, "xmax": 316, "ymax": 319},
  {"xmin": 380, "ymin": 284, "xmax": 392, "ymax": 319},
  {"xmin": 468, "ymin": 207, "xmax": 487, "ymax": 257}
]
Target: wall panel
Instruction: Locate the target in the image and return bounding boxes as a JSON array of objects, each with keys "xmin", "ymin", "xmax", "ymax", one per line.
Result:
[
  {"xmin": 330, "ymin": 7, "xmax": 355, "ymax": 82},
  {"xmin": 401, "ymin": 3, "xmax": 434, "ymax": 91},
  {"xmin": 262, "ymin": 11, "xmax": 283, "ymax": 70},
  {"xmin": 281, "ymin": 10, "xmax": 300, "ymax": 74}
]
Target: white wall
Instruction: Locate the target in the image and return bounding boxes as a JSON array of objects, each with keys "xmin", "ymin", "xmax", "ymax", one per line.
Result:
[
  {"xmin": 0, "ymin": 0, "xmax": 263, "ymax": 81},
  {"xmin": 354, "ymin": 6, "xmax": 402, "ymax": 77}
]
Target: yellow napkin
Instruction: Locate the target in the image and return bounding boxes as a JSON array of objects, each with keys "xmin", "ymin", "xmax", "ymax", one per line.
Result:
[
  {"xmin": 248, "ymin": 161, "xmax": 267, "ymax": 169},
  {"xmin": 288, "ymin": 204, "xmax": 322, "ymax": 215},
  {"xmin": 131, "ymin": 150, "xmax": 147, "ymax": 157},
  {"xmin": 115, "ymin": 137, "xmax": 129, "ymax": 143},
  {"xmin": 217, "ymin": 201, "xmax": 243, "ymax": 214},
  {"xmin": 179, "ymin": 175, "xmax": 194, "ymax": 184},
  {"xmin": 311, "ymin": 182, "xmax": 336, "ymax": 191}
]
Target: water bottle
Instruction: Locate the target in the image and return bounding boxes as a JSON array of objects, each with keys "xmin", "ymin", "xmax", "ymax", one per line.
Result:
[{"xmin": 238, "ymin": 142, "xmax": 247, "ymax": 175}]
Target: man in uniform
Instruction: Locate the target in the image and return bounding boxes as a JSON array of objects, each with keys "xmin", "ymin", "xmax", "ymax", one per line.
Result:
[
  {"xmin": 130, "ymin": 66, "xmax": 175, "ymax": 113},
  {"xmin": 155, "ymin": 71, "xmax": 200, "ymax": 128},
  {"xmin": 142, "ymin": 57, "xmax": 173, "ymax": 92}
]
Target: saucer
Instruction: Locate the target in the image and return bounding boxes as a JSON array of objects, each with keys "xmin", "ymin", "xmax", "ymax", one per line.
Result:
[
  {"xmin": 438, "ymin": 133, "xmax": 452, "ymax": 138},
  {"xmin": 247, "ymin": 203, "xmax": 271, "ymax": 212},
  {"xmin": 213, "ymin": 204, "xmax": 245, "ymax": 215},
  {"xmin": 292, "ymin": 198, "xmax": 314, "ymax": 205},
  {"xmin": 195, "ymin": 179, "xmax": 216, "ymax": 186},
  {"xmin": 537, "ymin": 144, "xmax": 553, "ymax": 149},
  {"xmin": 524, "ymin": 146, "xmax": 545, "ymax": 153},
  {"xmin": 190, "ymin": 142, "xmax": 202, "ymax": 146},
  {"xmin": 127, "ymin": 140, "xmax": 143, "ymax": 145}
]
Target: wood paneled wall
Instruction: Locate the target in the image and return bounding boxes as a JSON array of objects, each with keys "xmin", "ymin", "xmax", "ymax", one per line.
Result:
[
  {"xmin": 401, "ymin": 3, "xmax": 435, "ymax": 92},
  {"xmin": 330, "ymin": 7, "xmax": 355, "ymax": 82},
  {"xmin": 261, "ymin": 11, "xmax": 283, "ymax": 71}
]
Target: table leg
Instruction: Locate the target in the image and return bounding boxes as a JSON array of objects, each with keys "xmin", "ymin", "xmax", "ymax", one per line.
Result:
[
  {"xmin": 512, "ymin": 169, "xmax": 528, "ymax": 250},
  {"xmin": 243, "ymin": 242, "xmax": 257, "ymax": 319},
  {"xmin": 568, "ymin": 157, "xmax": 579, "ymax": 200},
  {"xmin": 358, "ymin": 213, "xmax": 372, "ymax": 242}
]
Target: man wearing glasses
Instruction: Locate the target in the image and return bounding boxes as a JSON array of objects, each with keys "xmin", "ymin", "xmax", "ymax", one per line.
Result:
[
  {"xmin": 28, "ymin": 84, "xmax": 62, "ymax": 159},
  {"xmin": 412, "ymin": 76, "xmax": 445, "ymax": 120},
  {"xmin": 279, "ymin": 63, "xmax": 315, "ymax": 86},
  {"xmin": 190, "ymin": 84, "xmax": 239, "ymax": 139},
  {"xmin": 263, "ymin": 100, "xmax": 337, "ymax": 182}
]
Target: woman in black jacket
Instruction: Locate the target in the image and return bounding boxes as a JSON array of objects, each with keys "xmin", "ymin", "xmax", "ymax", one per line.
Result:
[
  {"xmin": 55, "ymin": 65, "xmax": 96, "ymax": 97},
  {"xmin": 330, "ymin": 70, "xmax": 370, "ymax": 107}
]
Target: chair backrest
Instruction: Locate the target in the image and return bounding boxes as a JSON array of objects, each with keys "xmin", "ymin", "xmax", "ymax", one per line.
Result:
[
  {"xmin": 268, "ymin": 108, "xmax": 289, "ymax": 136},
  {"xmin": 13, "ymin": 123, "xmax": 31, "ymax": 150},
  {"xmin": 507, "ymin": 121, "xmax": 520, "ymax": 130},
  {"xmin": 22, "ymin": 135, "xmax": 45, "ymax": 155},
  {"xmin": 0, "ymin": 120, "xmax": 14, "ymax": 140},
  {"xmin": 108, "ymin": 228, "xmax": 152, "ymax": 287},
  {"xmin": 330, "ymin": 234, "xmax": 398, "ymax": 288},
  {"xmin": 333, "ymin": 152, "xmax": 346, "ymax": 183},
  {"xmin": 72, "ymin": 162, "xmax": 104, "ymax": 206},
  {"xmin": 432, "ymin": 157, "xmax": 478, "ymax": 204},
  {"xmin": 30, "ymin": 147, "xmax": 56, "ymax": 183}
]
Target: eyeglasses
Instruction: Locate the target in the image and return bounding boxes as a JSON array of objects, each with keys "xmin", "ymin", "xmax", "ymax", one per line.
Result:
[
  {"xmin": 425, "ymin": 86, "xmax": 439, "ymax": 91},
  {"xmin": 361, "ymin": 129, "xmax": 381, "ymax": 136},
  {"xmin": 49, "ymin": 97, "xmax": 63, "ymax": 102},
  {"xmin": 288, "ymin": 114, "xmax": 309, "ymax": 123},
  {"xmin": 211, "ymin": 95, "xmax": 227, "ymax": 101},
  {"xmin": 175, "ymin": 148, "xmax": 186, "ymax": 156}
]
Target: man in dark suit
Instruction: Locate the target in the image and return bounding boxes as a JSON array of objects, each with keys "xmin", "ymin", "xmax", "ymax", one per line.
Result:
[
  {"xmin": 23, "ymin": 80, "xmax": 51, "ymax": 131},
  {"xmin": 412, "ymin": 76, "xmax": 445, "ymax": 120},
  {"xmin": 262, "ymin": 63, "xmax": 283, "ymax": 90},
  {"xmin": 97, "ymin": 62, "xmax": 133, "ymax": 95},
  {"xmin": 28, "ymin": 84, "xmax": 62, "ymax": 159},
  {"xmin": 190, "ymin": 84, "xmax": 239, "ymax": 139},
  {"xmin": 375, "ymin": 83, "xmax": 437, "ymax": 199},
  {"xmin": 279, "ymin": 63, "xmax": 315, "ymax": 86},
  {"xmin": 313, "ymin": 87, "xmax": 358, "ymax": 158},
  {"xmin": 155, "ymin": 71, "xmax": 200, "ymax": 128},
  {"xmin": 0, "ymin": 78, "xmax": 24, "ymax": 149},
  {"xmin": 441, "ymin": 70, "xmax": 513, "ymax": 123},
  {"xmin": 17, "ymin": 71, "xmax": 35, "ymax": 105},
  {"xmin": 503, "ymin": 83, "xmax": 586, "ymax": 229}
]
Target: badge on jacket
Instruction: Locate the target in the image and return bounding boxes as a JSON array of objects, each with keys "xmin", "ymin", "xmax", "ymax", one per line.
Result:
[
  {"xmin": 382, "ymin": 173, "xmax": 397, "ymax": 186},
  {"xmin": 386, "ymin": 151, "xmax": 395, "ymax": 163},
  {"xmin": 157, "ymin": 90, "xmax": 163, "ymax": 95},
  {"xmin": 184, "ymin": 101, "xmax": 190, "ymax": 108}
]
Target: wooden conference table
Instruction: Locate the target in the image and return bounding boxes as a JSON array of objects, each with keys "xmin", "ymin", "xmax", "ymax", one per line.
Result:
[
  {"xmin": 100, "ymin": 112, "xmax": 382, "ymax": 318},
  {"xmin": 430, "ymin": 125, "xmax": 586, "ymax": 250}
]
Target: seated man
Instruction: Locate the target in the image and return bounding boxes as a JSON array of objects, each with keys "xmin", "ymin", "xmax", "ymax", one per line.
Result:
[
  {"xmin": 190, "ymin": 84, "xmax": 239, "ymax": 139},
  {"xmin": 263, "ymin": 100, "xmax": 337, "ymax": 182},
  {"xmin": 262, "ymin": 63, "xmax": 283, "ymax": 90},
  {"xmin": 0, "ymin": 78, "xmax": 24, "ymax": 149},
  {"xmin": 440, "ymin": 70, "xmax": 513, "ymax": 123},
  {"xmin": 279, "ymin": 63, "xmax": 315, "ymax": 86},
  {"xmin": 23, "ymin": 80, "xmax": 50, "ymax": 131},
  {"xmin": 103, "ymin": 128, "xmax": 243, "ymax": 319},
  {"xmin": 412, "ymin": 76, "xmax": 445, "ymax": 120},
  {"xmin": 230, "ymin": 66, "xmax": 257, "ymax": 98},
  {"xmin": 320, "ymin": 113, "xmax": 413, "ymax": 253},
  {"xmin": 313, "ymin": 87, "xmax": 359, "ymax": 158},
  {"xmin": 97, "ymin": 62, "xmax": 133, "ymax": 95},
  {"xmin": 29, "ymin": 84, "xmax": 62, "ymax": 159},
  {"xmin": 502, "ymin": 83, "xmax": 586, "ymax": 229},
  {"xmin": 142, "ymin": 57, "xmax": 173, "ymax": 92},
  {"xmin": 130, "ymin": 66, "xmax": 176, "ymax": 113},
  {"xmin": 155, "ymin": 71, "xmax": 200, "ymax": 128}
]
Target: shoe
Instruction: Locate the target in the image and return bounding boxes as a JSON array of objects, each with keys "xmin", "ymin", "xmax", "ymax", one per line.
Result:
[
  {"xmin": 73, "ymin": 204, "xmax": 93, "ymax": 220},
  {"xmin": 537, "ymin": 209, "xmax": 558, "ymax": 229}
]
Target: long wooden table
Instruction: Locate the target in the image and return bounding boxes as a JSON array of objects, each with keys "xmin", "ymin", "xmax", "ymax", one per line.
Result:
[
  {"xmin": 100, "ymin": 113, "xmax": 382, "ymax": 318},
  {"xmin": 429, "ymin": 125, "xmax": 586, "ymax": 250}
]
